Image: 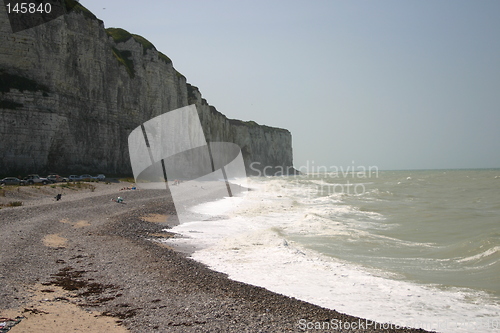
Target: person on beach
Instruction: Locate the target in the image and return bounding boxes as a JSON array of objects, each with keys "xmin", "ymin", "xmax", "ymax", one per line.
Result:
[{"xmin": 112, "ymin": 197, "xmax": 124, "ymax": 204}]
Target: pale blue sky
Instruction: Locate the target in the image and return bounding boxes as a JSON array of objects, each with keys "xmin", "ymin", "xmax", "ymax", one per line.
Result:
[{"xmin": 83, "ymin": 0, "xmax": 500, "ymax": 170}]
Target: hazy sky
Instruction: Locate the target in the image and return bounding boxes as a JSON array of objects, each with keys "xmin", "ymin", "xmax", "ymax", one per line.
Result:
[{"xmin": 83, "ymin": 0, "xmax": 500, "ymax": 171}]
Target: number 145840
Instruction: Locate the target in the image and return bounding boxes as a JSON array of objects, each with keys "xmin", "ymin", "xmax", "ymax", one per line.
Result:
[{"xmin": 6, "ymin": 2, "xmax": 52, "ymax": 14}]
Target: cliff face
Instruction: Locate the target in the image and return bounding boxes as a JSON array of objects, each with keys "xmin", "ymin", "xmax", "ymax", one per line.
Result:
[{"xmin": 0, "ymin": 1, "xmax": 294, "ymax": 176}]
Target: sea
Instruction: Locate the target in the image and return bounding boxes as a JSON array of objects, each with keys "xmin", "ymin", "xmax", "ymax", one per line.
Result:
[{"xmin": 163, "ymin": 169, "xmax": 500, "ymax": 332}]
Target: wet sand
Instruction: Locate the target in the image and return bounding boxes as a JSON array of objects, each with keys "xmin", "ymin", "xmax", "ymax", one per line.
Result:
[{"xmin": 0, "ymin": 181, "xmax": 434, "ymax": 332}]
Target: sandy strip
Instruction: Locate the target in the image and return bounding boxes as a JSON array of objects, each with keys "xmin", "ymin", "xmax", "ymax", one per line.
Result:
[
  {"xmin": 140, "ymin": 213, "xmax": 167, "ymax": 223},
  {"xmin": 42, "ymin": 234, "xmax": 68, "ymax": 248},
  {"xmin": 2, "ymin": 285, "xmax": 128, "ymax": 333}
]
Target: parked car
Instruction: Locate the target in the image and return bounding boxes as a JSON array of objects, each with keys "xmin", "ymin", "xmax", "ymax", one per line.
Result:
[
  {"xmin": 0, "ymin": 177, "xmax": 26, "ymax": 186},
  {"xmin": 94, "ymin": 174, "xmax": 106, "ymax": 181},
  {"xmin": 68, "ymin": 175, "xmax": 82, "ymax": 182},
  {"xmin": 47, "ymin": 174, "xmax": 69, "ymax": 183},
  {"xmin": 24, "ymin": 174, "xmax": 49, "ymax": 185},
  {"xmin": 80, "ymin": 174, "xmax": 93, "ymax": 181}
]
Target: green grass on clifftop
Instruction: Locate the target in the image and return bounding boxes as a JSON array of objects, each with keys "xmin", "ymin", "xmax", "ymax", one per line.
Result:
[
  {"xmin": 131, "ymin": 34, "xmax": 155, "ymax": 54},
  {"xmin": 106, "ymin": 28, "xmax": 133, "ymax": 44},
  {"xmin": 107, "ymin": 28, "xmax": 157, "ymax": 55},
  {"xmin": 106, "ymin": 28, "xmax": 173, "ymax": 65},
  {"xmin": 65, "ymin": 0, "xmax": 98, "ymax": 20},
  {"xmin": 159, "ymin": 51, "xmax": 172, "ymax": 65}
]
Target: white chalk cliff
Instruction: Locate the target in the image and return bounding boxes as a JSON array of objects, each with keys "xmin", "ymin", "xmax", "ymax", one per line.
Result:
[{"xmin": 0, "ymin": 1, "xmax": 294, "ymax": 176}]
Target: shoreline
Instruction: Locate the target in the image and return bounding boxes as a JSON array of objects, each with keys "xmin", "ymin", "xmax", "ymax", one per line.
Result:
[{"xmin": 0, "ymin": 182, "xmax": 434, "ymax": 332}]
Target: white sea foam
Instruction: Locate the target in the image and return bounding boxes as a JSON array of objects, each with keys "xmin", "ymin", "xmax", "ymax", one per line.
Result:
[
  {"xmin": 163, "ymin": 175, "xmax": 500, "ymax": 333},
  {"xmin": 456, "ymin": 246, "xmax": 500, "ymax": 263}
]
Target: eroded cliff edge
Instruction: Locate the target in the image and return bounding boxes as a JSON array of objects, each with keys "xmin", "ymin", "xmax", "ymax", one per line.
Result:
[{"xmin": 0, "ymin": 1, "xmax": 294, "ymax": 176}]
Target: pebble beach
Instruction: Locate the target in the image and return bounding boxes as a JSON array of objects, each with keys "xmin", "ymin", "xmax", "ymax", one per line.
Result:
[{"xmin": 0, "ymin": 181, "xmax": 434, "ymax": 332}]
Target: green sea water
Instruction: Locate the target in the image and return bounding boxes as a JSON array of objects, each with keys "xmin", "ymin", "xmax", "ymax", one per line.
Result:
[
  {"xmin": 166, "ymin": 168, "xmax": 500, "ymax": 332},
  {"xmin": 290, "ymin": 169, "xmax": 500, "ymax": 297}
]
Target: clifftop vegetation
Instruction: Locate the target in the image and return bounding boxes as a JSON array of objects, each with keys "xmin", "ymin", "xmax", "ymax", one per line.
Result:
[
  {"xmin": 106, "ymin": 28, "xmax": 172, "ymax": 65},
  {"xmin": 64, "ymin": 0, "xmax": 98, "ymax": 21}
]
